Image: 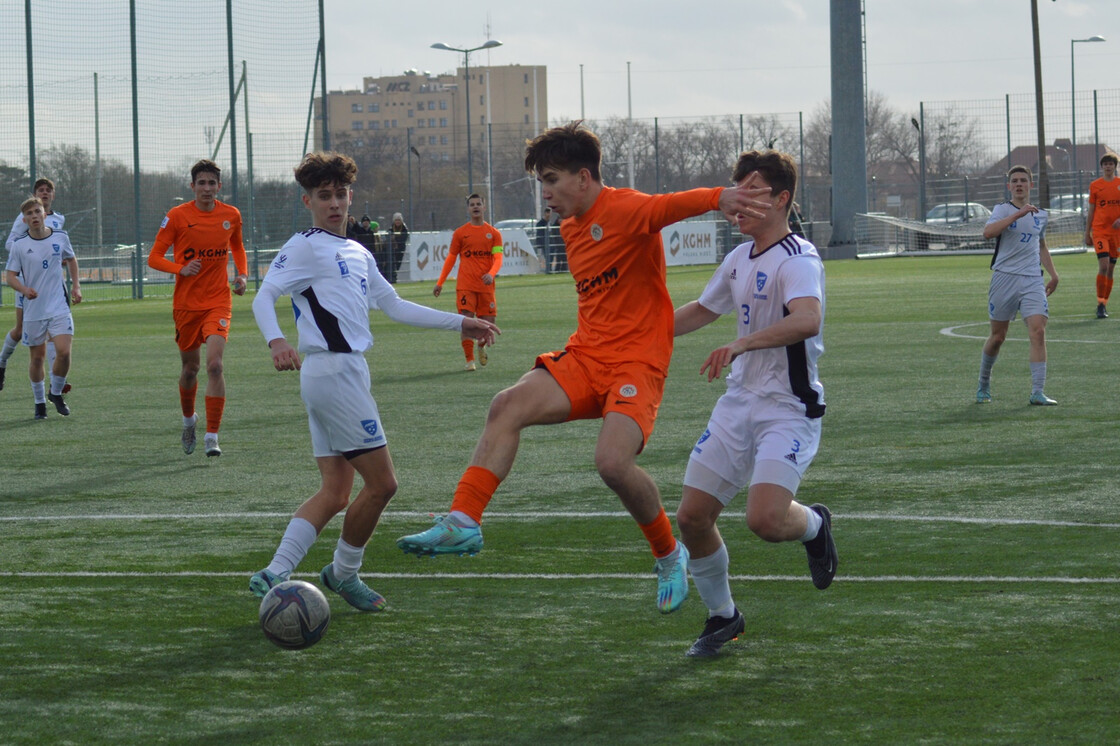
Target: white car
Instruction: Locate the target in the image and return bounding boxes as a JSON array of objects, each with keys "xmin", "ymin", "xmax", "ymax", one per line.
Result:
[{"xmin": 925, "ymin": 203, "xmax": 992, "ymax": 224}]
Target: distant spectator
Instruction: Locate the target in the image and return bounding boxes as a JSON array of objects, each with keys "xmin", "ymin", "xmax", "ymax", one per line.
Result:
[
  {"xmin": 788, "ymin": 201, "xmax": 806, "ymax": 238},
  {"xmin": 537, "ymin": 206, "xmax": 565, "ymax": 272},
  {"xmin": 345, "ymin": 215, "xmax": 360, "ymax": 238},
  {"xmin": 388, "ymin": 212, "xmax": 409, "ymax": 284},
  {"xmin": 358, "ymin": 215, "xmax": 377, "ymax": 234}
]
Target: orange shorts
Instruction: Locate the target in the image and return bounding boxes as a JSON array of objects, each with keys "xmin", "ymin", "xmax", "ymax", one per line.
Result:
[
  {"xmin": 174, "ymin": 306, "xmax": 231, "ymax": 352},
  {"xmin": 534, "ymin": 349, "xmax": 665, "ymax": 449},
  {"xmin": 457, "ymin": 289, "xmax": 496, "ymax": 317},
  {"xmin": 1093, "ymin": 233, "xmax": 1120, "ymax": 260}
]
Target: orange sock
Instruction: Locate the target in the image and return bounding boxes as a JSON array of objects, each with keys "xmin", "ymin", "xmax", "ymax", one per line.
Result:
[
  {"xmin": 179, "ymin": 383, "xmax": 198, "ymax": 418},
  {"xmin": 1097, "ymin": 275, "xmax": 1108, "ymax": 305},
  {"xmin": 449, "ymin": 466, "xmax": 500, "ymax": 524},
  {"xmin": 1106, "ymin": 275, "xmax": 1114, "ymax": 302},
  {"xmin": 639, "ymin": 508, "xmax": 678, "ymax": 558},
  {"xmin": 205, "ymin": 395, "xmax": 225, "ymax": 435},
  {"xmin": 461, "ymin": 339, "xmax": 474, "ymax": 362}
]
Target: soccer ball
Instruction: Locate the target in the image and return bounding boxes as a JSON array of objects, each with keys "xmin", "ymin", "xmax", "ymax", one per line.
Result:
[{"xmin": 259, "ymin": 580, "xmax": 331, "ymax": 650}]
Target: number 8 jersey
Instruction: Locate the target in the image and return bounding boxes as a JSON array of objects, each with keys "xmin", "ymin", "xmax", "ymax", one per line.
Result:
[{"xmin": 697, "ymin": 233, "xmax": 825, "ymax": 418}]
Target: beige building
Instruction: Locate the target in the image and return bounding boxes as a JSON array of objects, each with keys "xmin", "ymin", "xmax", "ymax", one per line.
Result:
[{"xmin": 316, "ymin": 64, "xmax": 548, "ymax": 164}]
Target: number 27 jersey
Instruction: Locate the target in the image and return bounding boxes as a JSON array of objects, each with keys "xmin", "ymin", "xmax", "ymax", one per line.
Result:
[{"xmin": 698, "ymin": 233, "xmax": 825, "ymax": 418}]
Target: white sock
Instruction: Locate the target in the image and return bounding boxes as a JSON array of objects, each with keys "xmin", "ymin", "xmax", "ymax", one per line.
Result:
[
  {"xmin": 49, "ymin": 374, "xmax": 66, "ymax": 397},
  {"xmin": 46, "ymin": 340, "xmax": 56, "ymax": 370},
  {"xmin": 799, "ymin": 503, "xmax": 823, "ymax": 543},
  {"xmin": 448, "ymin": 510, "xmax": 478, "ymax": 528},
  {"xmin": 183, "ymin": 412, "xmax": 198, "ymax": 428},
  {"xmin": 31, "ymin": 380, "xmax": 46, "ymax": 403},
  {"xmin": 1030, "ymin": 361, "xmax": 1047, "ymax": 395},
  {"xmin": 331, "ymin": 538, "xmax": 365, "ymax": 581},
  {"xmin": 689, "ymin": 543, "xmax": 735, "ymax": 618},
  {"xmin": 0, "ymin": 333, "xmax": 17, "ymax": 366},
  {"xmin": 266, "ymin": 517, "xmax": 318, "ymax": 576}
]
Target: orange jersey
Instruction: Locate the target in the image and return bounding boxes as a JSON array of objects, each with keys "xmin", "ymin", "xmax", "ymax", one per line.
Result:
[
  {"xmin": 1088, "ymin": 177, "xmax": 1120, "ymax": 235},
  {"xmin": 560, "ymin": 186, "xmax": 722, "ymax": 374},
  {"xmin": 437, "ymin": 222, "xmax": 503, "ymax": 293},
  {"xmin": 148, "ymin": 200, "xmax": 247, "ymax": 311}
]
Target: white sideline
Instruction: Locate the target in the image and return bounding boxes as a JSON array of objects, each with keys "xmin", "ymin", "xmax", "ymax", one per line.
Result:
[
  {"xmin": 2, "ymin": 510, "xmax": 1119, "ymax": 529},
  {"xmin": 0, "ymin": 570, "xmax": 1117, "ymax": 583}
]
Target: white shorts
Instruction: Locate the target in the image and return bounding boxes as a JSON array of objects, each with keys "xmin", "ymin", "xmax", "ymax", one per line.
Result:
[
  {"xmin": 988, "ymin": 270, "xmax": 1049, "ymax": 322},
  {"xmin": 684, "ymin": 386, "xmax": 821, "ymax": 506},
  {"xmin": 300, "ymin": 351, "xmax": 387, "ymax": 458},
  {"xmin": 22, "ymin": 314, "xmax": 73, "ymax": 347}
]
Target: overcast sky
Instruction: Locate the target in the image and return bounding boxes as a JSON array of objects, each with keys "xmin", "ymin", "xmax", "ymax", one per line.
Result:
[{"xmin": 324, "ymin": 0, "xmax": 1118, "ymax": 121}]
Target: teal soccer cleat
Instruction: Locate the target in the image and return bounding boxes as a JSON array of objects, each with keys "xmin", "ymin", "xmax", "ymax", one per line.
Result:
[
  {"xmin": 654, "ymin": 542, "xmax": 689, "ymax": 614},
  {"xmin": 249, "ymin": 568, "xmax": 289, "ymax": 598},
  {"xmin": 976, "ymin": 384, "xmax": 991, "ymax": 403},
  {"xmin": 320, "ymin": 563, "xmax": 387, "ymax": 612},
  {"xmin": 396, "ymin": 514, "xmax": 484, "ymax": 557},
  {"xmin": 1029, "ymin": 392, "xmax": 1057, "ymax": 406}
]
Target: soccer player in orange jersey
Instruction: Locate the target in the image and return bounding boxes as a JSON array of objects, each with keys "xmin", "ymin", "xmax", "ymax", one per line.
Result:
[
  {"xmin": 433, "ymin": 193, "xmax": 502, "ymax": 370},
  {"xmin": 1084, "ymin": 153, "xmax": 1120, "ymax": 318},
  {"xmin": 397, "ymin": 121, "xmax": 771, "ymax": 615},
  {"xmin": 147, "ymin": 159, "xmax": 248, "ymax": 457}
]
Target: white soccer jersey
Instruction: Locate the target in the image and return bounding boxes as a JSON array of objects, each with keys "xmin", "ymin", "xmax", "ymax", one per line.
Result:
[
  {"xmin": 987, "ymin": 201, "xmax": 1048, "ymax": 276},
  {"xmin": 254, "ymin": 227, "xmax": 461, "ymax": 355},
  {"xmin": 697, "ymin": 233, "xmax": 825, "ymax": 418},
  {"xmin": 5, "ymin": 229, "xmax": 75, "ymax": 322},
  {"xmin": 7, "ymin": 211, "xmax": 65, "ymax": 251}
]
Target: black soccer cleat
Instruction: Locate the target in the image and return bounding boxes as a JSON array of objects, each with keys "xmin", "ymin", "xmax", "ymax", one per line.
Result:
[
  {"xmin": 47, "ymin": 392, "xmax": 70, "ymax": 416},
  {"xmin": 686, "ymin": 609, "xmax": 746, "ymax": 658},
  {"xmin": 34, "ymin": 402, "xmax": 47, "ymax": 420},
  {"xmin": 0, "ymin": 365, "xmax": 6, "ymax": 390},
  {"xmin": 805, "ymin": 503, "xmax": 838, "ymax": 590},
  {"xmin": 1096, "ymin": 303, "xmax": 1108, "ymax": 319}
]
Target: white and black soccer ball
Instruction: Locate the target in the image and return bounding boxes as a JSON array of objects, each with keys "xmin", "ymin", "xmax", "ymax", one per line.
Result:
[{"xmin": 259, "ymin": 580, "xmax": 331, "ymax": 650}]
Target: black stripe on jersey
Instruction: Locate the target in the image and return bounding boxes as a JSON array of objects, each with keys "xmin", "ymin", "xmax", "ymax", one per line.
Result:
[
  {"xmin": 782, "ymin": 305, "xmax": 825, "ymax": 419},
  {"xmin": 990, "ymin": 234, "xmax": 1002, "ymax": 269},
  {"xmin": 777, "ymin": 234, "xmax": 803, "ymax": 256},
  {"xmin": 300, "ymin": 286, "xmax": 352, "ymax": 353}
]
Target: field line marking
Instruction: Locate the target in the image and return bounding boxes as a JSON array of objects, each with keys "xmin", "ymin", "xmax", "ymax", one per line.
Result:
[
  {"xmin": 2, "ymin": 511, "xmax": 1118, "ymax": 529},
  {"xmin": 940, "ymin": 318, "xmax": 1108, "ymax": 343},
  {"xmin": 0, "ymin": 570, "xmax": 1117, "ymax": 584}
]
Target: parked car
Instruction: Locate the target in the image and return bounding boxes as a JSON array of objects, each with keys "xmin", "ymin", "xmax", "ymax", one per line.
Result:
[
  {"xmin": 493, "ymin": 218, "xmax": 537, "ymax": 232},
  {"xmin": 1049, "ymin": 194, "xmax": 1088, "ymax": 213},
  {"xmin": 925, "ymin": 202, "xmax": 992, "ymax": 224}
]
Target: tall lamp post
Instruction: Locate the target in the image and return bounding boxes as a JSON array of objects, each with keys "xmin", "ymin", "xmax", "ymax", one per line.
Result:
[
  {"xmin": 911, "ymin": 117, "xmax": 926, "ymax": 220},
  {"xmin": 431, "ymin": 39, "xmax": 503, "ymax": 193},
  {"xmin": 1072, "ymin": 35, "xmax": 1106, "ymax": 199}
]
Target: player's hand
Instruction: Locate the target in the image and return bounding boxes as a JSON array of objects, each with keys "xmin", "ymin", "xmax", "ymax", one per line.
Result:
[
  {"xmin": 1045, "ymin": 276, "xmax": 1059, "ymax": 296},
  {"xmin": 482, "ymin": 273, "xmax": 494, "ymax": 286},
  {"xmin": 1084, "ymin": 233, "xmax": 1094, "ymax": 247},
  {"xmin": 462, "ymin": 317, "xmax": 500, "ymax": 348},
  {"xmin": 719, "ymin": 171, "xmax": 772, "ymax": 222},
  {"xmin": 700, "ymin": 340, "xmax": 746, "ymax": 382},
  {"xmin": 268, "ymin": 338, "xmax": 301, "ymax": 371},
  {"xmin": 1017, "ymin": 204, "xmax": 1040, "ymax": 218},
  {"xmin": 71, "ymin": 286, "xmax": 82, "ymax": 304},
  {"xmin": 23, "ymin": 287, "xmax": 38, "ymax": 300},
  {"xmin": 179, "ymin": 259, "xmax": 202, "ymax": 277},
  {"xmin": 433, "ymin": 284, "xmax": 442, "ymax": 297},
  {"xmin": 232, "ymin": 275, "xmax": 247, "ymax": 296},
  {"xmin": 1112, "ymin": 218, "xmax": 1120, "ymax": 231}
]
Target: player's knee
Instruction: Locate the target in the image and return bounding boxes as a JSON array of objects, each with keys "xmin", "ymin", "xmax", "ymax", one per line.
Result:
[
  {"xmin": 594, "ymin": 450, "xmax": 633, "ymax": 489},
  {"xmin": 206, "ymin": 358, "xmax": 223, "ymax": 379},
  {"xmin": 745, "ymin": 508, "xmax": 785, "ymax": 543},
  {"xmin": 676, "ymin": 504, "xmax": 713, "ymax": 539}
]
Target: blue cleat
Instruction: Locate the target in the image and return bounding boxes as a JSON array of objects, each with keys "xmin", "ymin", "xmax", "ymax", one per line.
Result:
[
  {"xmin": 976, "ymin": 384, "xmax": 991, "ymax": 403},
  {"xmin": 396, "ymin": 514, "xmax": 483, "ymax": 557},
  {"xmin": 320, "ymin": 563, "xmax": 387, "ymax": 612},
  {"xmin": 654, "ymin": 542, "xmax": 689, "ymax": 614},
  {"xmin": 249, "ymin": 568, "xmax": 289, "ymax": 598},
  {"xmin": 1029, "ymin": 392, "xmax": 1057, "ymax": 406}
]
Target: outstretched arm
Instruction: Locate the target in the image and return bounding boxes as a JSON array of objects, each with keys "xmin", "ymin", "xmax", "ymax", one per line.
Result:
[{"xmin": 674, "ymin": 300, "xmax": 721, "ymax": 337}]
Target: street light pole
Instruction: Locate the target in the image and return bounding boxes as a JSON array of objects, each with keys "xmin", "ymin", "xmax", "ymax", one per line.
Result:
[
  {"xmin": 1072, "ymin": 35, "xmax": 1106, "ymax": 200},
  {"xmin": 431, "ymin": 39, "xmax": 503, "ymax": 193},
  {"xmin": 911, "ymin": 116, "xmax": 926, "ymax": 220}
]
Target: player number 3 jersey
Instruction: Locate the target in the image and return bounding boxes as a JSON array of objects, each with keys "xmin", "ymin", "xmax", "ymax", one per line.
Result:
[{"xmin": 698, "ymin": 233, "xmax": 825, "ymax": 418}]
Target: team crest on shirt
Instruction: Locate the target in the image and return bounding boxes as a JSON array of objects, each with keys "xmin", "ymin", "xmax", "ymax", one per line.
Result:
[
  {"xmin": 335, "ymin": 252, "xmax": 350, "ymax": 277},
  {"xmin": 52, "ymin": 244, "xmax": 61, "ymax": 254},
  {"xmin": 223, "ymin": 220, "xmax": 231, "ymax": 230},
  {"xmin": 618, "ymin": 383, "xmax": 637, "ymax": 398},
  {"xmin": 160, "ymin": 216, "xmax": 169, "ymax": 229},
  {"xmin": 361, "ymin": 419, "xmax": 379, "ymax": 438},
  {"xmin": 756, "ymin": 271, "xmax": 768, "ymax": 292},
  {"xmin": 219, "ymin": 318, "xmax": 229, "ymax": 328},
  {"xmin": 590, "ymin": 224, "xmax": 604, "ymax": 241},
  {"xmin": 693, "ymin": 427, "xmax": 711, "ymax": 454}
]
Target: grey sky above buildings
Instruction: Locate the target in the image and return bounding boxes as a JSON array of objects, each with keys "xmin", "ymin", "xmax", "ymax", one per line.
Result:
[{"xmin": 325, "ymin": 0, "xmax": 1120, "ymax": 121}]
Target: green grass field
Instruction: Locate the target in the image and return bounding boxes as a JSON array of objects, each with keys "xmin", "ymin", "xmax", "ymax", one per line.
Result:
[{"xmin": 1, "ymin": 254, "xmax": 1117, "ymax": 745}]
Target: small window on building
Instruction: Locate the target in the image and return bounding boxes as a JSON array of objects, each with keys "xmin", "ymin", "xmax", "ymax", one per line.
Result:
[
  {"xmin": 352, "ymin": 121, "xmax": 363, "ymax": 130},
  {"xmin": 351, "ymin": 103, "xmax": 362, "ymax": 113}
]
